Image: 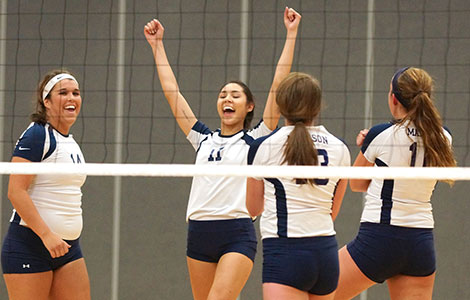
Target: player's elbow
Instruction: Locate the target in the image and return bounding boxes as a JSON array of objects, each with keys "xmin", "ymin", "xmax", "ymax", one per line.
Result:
[
  {"xmin": 349, "ymin": 179, "xmax": 370, "ymax": 192},
  {"xmin": 246, "ymin": 197, "xmax": 264, "ymax": 217},
  {"xmin": 246, "ymin": 202, "xmax": 263, "ymax": 217}
]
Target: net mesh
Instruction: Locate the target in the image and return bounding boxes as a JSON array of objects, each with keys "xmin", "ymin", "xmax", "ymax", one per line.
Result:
[
  {"xmin": 2, "ymin": 0, "xmax": 469, "ymax": 166},
  {"xmin": 1, "ymin": 1, "xmax": 470, "ymax": 300}
]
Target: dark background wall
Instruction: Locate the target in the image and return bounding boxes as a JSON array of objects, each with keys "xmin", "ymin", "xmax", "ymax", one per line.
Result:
[{"xmin": 1, "ymin": 0, "xmax": 469, "ymax": 299}]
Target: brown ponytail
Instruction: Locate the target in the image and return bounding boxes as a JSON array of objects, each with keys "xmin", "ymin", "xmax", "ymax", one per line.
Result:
[
  {"xmin": 396, "ymin": 68, "xmax": 456, "ymax": 169},
  {"xmin": 276, "ymin": 72, "xmax": 322, "ymax": 185}
]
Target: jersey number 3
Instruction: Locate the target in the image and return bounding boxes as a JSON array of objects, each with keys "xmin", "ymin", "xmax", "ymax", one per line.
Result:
[{"xmin": 314, "ymin": 149, "xmax": 329, "ymax": 185}]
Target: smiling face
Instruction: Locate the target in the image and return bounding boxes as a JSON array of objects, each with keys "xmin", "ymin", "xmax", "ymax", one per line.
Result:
[
  {"xmin": 43, "ymin": 79, "xmax": 81, "ymax": 135},
  {"xmin": 217, "ymin": 82, "xmax": 254, "ymax": 134}
]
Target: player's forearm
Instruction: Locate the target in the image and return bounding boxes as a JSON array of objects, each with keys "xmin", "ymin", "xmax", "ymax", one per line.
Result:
[
  {"xmin": 152, "ymin": 41, "xmax": 197, "ymax": 135},
  {"xmin": 331, "ymin": 179, "xmax": 348, "ymax": 221},
  {"xmin": 246, "ymin": 178, "xmax": 265, "ymax": 217},
  {"xmin": 8, "ymin": 189, "xmax": 52, "ymax": 239},
  {"xmin": 152, "ymin": 41, "xmax": 181, "ymax": 102},
  {"xmin": 272, "ymin": 29, "xmax": 298, "ymax": 87},
  {"xmin": 262, "ymin": 30, "xmax": 298, "ymax": 129}
]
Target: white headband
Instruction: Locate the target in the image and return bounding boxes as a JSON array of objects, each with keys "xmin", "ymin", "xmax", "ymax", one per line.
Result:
[{"xmin": 42, "ymin": 73, "xmax": 78, "ymax": 101}]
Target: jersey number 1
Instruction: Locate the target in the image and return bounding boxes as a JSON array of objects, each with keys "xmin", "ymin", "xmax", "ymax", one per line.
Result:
[
  {"xmin": 409, "ymin": 142, "xmax": 424, "ymax": 167},
  {"xmin": 409, "ymin": 142, "xmax": 417, "ymax": 167}
]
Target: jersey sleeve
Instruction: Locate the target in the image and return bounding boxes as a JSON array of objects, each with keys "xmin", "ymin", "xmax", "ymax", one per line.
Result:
[
  {"xmin": 361, "ymin": 123, "xmax": 393, "ymax": 163},
  {"xmin": 12, "ymin": 123, "xmax": 46, "ymax": 162},
  {"xmin": 247, "ymin": 132, "xmax": 276, "ymax": 180},
  {"xmin": 186, "ymin": 121, "xmax": 212, "ymax": 151},
  {"xmin": 247, "ymin": 120, "xmax": 272, "ymax": 139},
  {"xmin": 340, "ymin": 142, "xmax": 351, "ymax": 167},
  {"xmin": 443, "ymin": 126, "xmax": 453, "ymax": 145}
]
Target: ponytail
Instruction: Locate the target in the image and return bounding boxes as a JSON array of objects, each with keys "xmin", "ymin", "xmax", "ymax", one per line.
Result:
[
  {"xmin": 282, "ymin": 122, "xmax": 318, "ymax": 185},
  {"xmin": 396, "ymin": 68, "xmax": 456, "ymax": 169},
  {"xmin": 276, "ymin": 72, "xmax": 322, "ymax": 186}
]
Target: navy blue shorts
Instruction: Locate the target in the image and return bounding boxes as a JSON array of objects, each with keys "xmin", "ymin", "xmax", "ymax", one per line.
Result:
[
  {"xmin": 2, "ymin": 222, "xmax": 83, "ymax": 274},
  {"xmin": 187, "ymin": 218, "xmax": 257, "ymax": 263},
  {"xmin": 347, "ymin": 222, "xmax": 435, "ymax": 283},
  {"xmin": 263, "ymin": 236, "xmax": 339, "ymax": 295}
]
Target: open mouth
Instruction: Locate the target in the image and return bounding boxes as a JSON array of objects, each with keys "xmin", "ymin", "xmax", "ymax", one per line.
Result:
[
  {"xmin": 65, "ymin": 105, "xmax": 76, "ymax": 112},
  {"xmin": 223, "ymin": 106, "xmax": 235, "ymax": 114}
]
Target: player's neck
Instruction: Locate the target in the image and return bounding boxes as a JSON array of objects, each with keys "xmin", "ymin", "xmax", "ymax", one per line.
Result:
[{"xmin": 220, "ymin": 123, "xmax": 244, "ymax": 135}]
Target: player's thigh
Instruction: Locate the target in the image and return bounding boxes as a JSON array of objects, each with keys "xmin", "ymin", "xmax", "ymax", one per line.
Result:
[
  {"xmin": 187, "ymin": 256, "xmax": 217, "ymax": 300},
  {"xmin": 49, "ymin": 258, "xmax": 90, "ymax": 300},
  {"xmin": 263, "ymin": 282, "xmax": 309, "ymax": 300},
  {"xmin": 387, "ymin": 273, "xmax": 435, "ymax": 300},
  {"xmin": 3, "ymin": 271, "xmax": 53, "ymax": 300},
  {"xmin": 208, "ymin": 252, "xmax": 254, "ymax": 300},
  {"xmin": 334, "ymin": 246, "xmax": 375, "ymax": 300}
]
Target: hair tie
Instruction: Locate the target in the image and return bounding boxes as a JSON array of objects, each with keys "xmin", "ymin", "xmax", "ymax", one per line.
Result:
[
  {"xmin": 42, "ymin": 73, "xmax": 78, "ymax": 101},
  {"xmin": 412, "ymin": 90, "xmax": 428, "ymax": 99},
  {"xmin": 391, "ymin": 67, "xmax": 411, "ymax": 109}
]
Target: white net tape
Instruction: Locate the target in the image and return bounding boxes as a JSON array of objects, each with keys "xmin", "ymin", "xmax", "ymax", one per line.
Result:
[{"xmin": 0, "ymin": 163, "xmax": 469, "ymax": 181}]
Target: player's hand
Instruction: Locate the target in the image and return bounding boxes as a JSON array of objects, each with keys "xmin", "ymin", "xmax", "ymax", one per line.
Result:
[
  {"xmin": 144, "ymin": 18, "xmax": 165, "ymax": 47},
  {"xmin": 284, "ymin": 7, "xmax": 301, "ymax": 32},
  {"xmin": 356, "ymin": 129, "xmax": 369, "ymax": 146},
  {"xmin": 41, "ymin": 231, "xmax": 71, "ymax": 258}
]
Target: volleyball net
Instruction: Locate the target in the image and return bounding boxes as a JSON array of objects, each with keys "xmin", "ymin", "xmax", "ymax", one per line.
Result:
[
  {"xmin": 1, "ymin": 0, "xmax": 469, "ymax": 167},
  {"xmin": 0, "ymin": 163, "xmax": 469, "ymax": 181}
]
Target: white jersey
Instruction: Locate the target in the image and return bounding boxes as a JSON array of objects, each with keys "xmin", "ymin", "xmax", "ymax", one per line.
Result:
[
  {"xmin": 361, "ymin": 121, "xmax": 452, "ymax": 228},
  {"xmin": 186, "ymin": 120, "xmax": 272, "ymax": 221},
  {"xmin": 10, "ymin": 122, "xmax": 86, "ymax": 240},
  {"xmin": 248, "ymin": 125, "xmax": 351, "ymax": 239}
]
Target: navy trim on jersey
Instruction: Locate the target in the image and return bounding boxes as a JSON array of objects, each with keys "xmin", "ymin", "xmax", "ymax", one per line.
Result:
[
  {"xmin": 247, "ymin": 128, "xmax": 280, "ymax": 165},
  {"xmin": 251, "ymin": 119, "xmax": 264, "ymax": 131},
  {"xmin": 375, "ymin": 158, "xmax": 394, "ymax": 224},
  {"xmin": 12, "ymin": 123, "xmax": 46, "ymax": 162},
  {"xmin": 192, "ymin": 121, "xmax": 211, "ymax": 135},
  {"xmin": 361, "ymin": 122, "xmax": 393, "ymax": 154},
  {"xmin": 43, "ymin": 127, "xmax": 57, "ymax": 160},
  {"xmin": 331, "ymin": 182, "xmax": 339, "ymax": 200},
  {"xmin": 219, "ymin": 129, "xmax": 243, "ymax": 138},
  {"xmin": 196, "ymin": 136, "xmax": 209, "ymax": 154},
  {"xmin": 443, "ymin": 125, "xmax": 452, "ymax": 137},
  {"xmin": 12, "ymin": 212, "xmax": 21, "ymax": 224},
  {"xmin": 241, "ymin": 132, "xmax": 254, "ymax": 145},
  {"xmin": 266, "ymin": 178, "xmax": 287, "ymax": 238}
]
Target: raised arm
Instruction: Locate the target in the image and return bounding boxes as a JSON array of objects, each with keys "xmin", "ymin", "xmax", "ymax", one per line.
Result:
[
  {"xmin": 144, "ymin": 19, "xmax": 197, "ymax": 136},
  {"xmin": 8, "ymin": 157, "xmax": 70, "ymax": 258},
  {"xmin": 263, "ymin": 7, "xmax": 301, "ymax": 130}
]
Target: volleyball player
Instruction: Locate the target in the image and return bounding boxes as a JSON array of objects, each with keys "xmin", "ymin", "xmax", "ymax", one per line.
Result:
[
  {"xmin": 1, "ymin": 70, "xmax": 90, "ymax": 299},
  {"xmin": 144, "ymin": 7, "xmax": 301, "ymax": 300},
  {"xmin": 334, "ymin": 67, "xmax": 457, "ymax": 300},
  {"xmin": 246, "ymin": 72, "xmax": 350, "ymax": 300}
]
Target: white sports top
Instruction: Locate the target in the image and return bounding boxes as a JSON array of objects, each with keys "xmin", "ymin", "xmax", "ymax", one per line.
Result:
[
  {"xmin": 248, "ymin": 125, "xmax": 351, "ymax": 239},
  {"xmin": 10, "ymin": 122, "xmax": 86, "ymax": 240},
  {"xmin": 186, "ymin": 120, "xmax": 271, "ymax": 221},
  {"xmin": 361, "ymin": 121, "xmax": 452, "ymax": 228}
]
